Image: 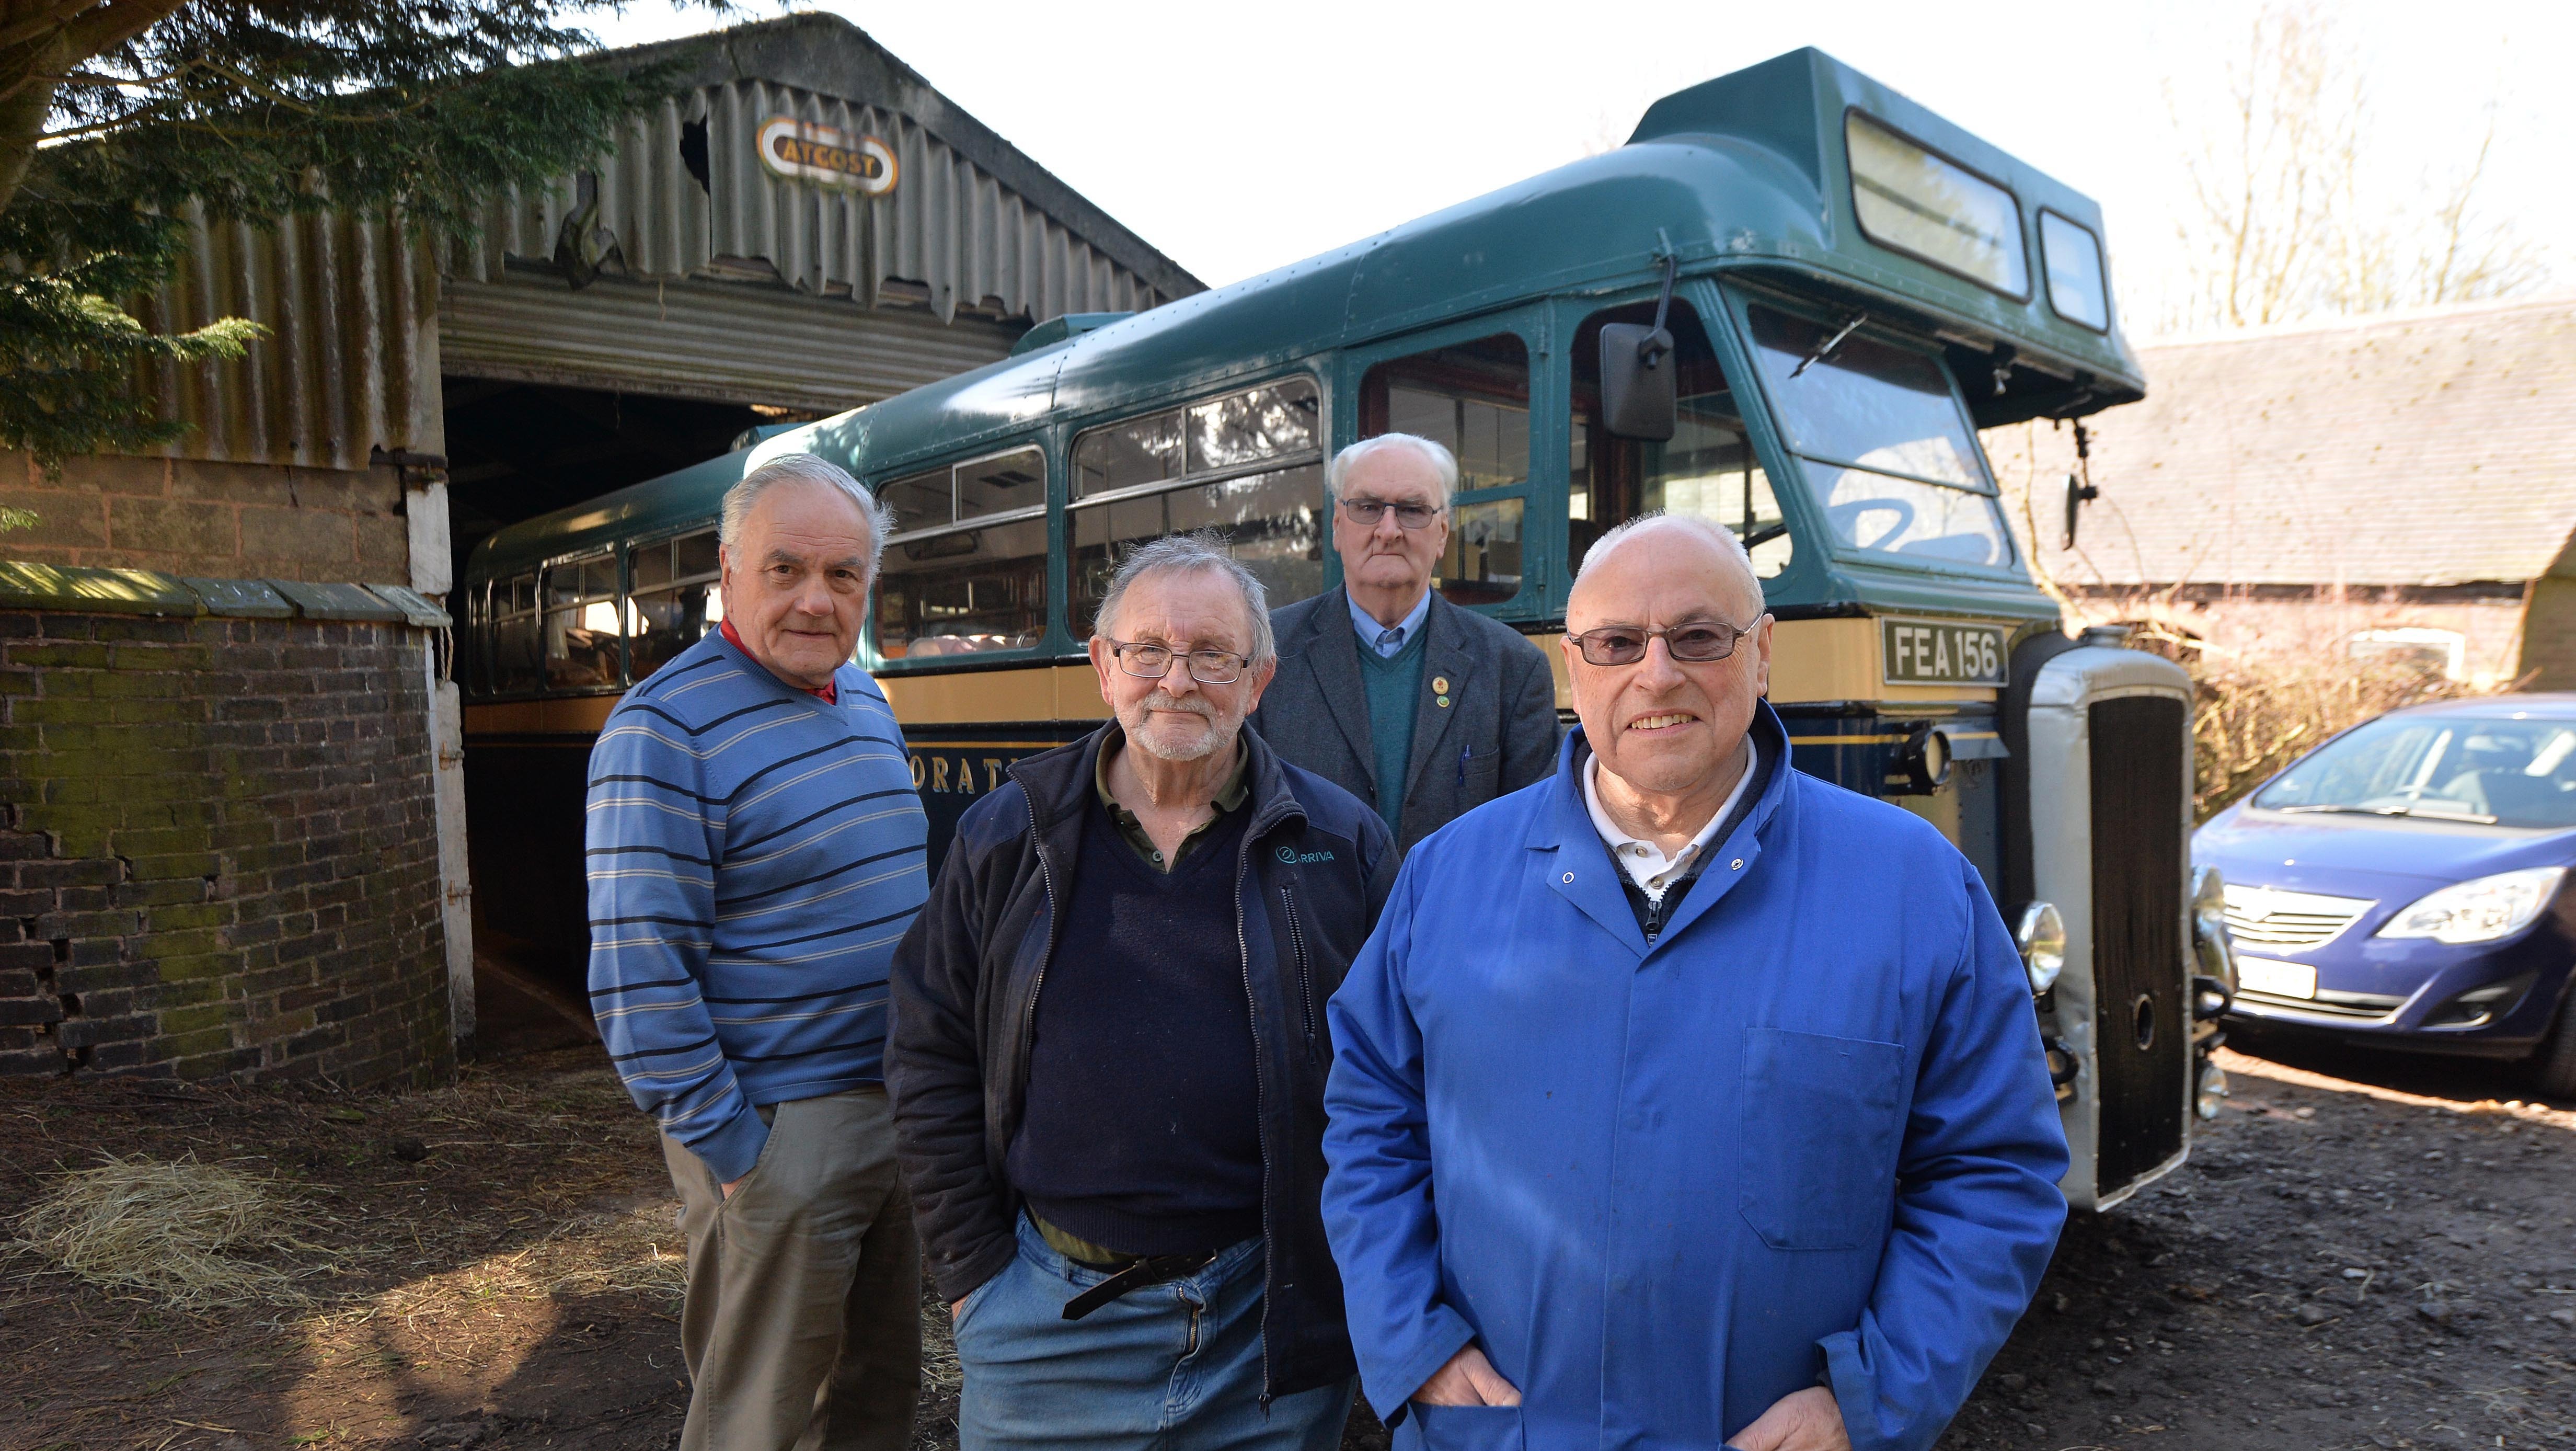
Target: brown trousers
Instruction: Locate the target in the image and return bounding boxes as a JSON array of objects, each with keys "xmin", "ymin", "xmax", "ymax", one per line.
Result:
[{"xmin": 663, "ymin": 1086, "xmax": 921, "ymax": 1451}]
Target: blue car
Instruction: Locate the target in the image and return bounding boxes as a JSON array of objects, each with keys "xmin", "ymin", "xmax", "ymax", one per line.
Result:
[{"xmin": 2192, "ymin": 694, "xmax": 2576, "ymax": 1097}]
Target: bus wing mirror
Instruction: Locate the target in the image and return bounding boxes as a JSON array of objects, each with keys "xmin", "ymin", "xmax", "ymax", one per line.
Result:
[{"xmin": 1600, "ymin": 323, "xmax": 1677, "ymax": 440}]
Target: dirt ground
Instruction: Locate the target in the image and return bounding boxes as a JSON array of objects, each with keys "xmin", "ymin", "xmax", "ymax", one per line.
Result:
[{"xmin": 3, "ymin": 1031, "xmax": 2570, "ymax": 1451}]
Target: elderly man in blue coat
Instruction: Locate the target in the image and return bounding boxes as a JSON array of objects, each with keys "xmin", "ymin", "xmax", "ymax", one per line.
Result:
[{"xmin": 1321, "ymin": 512, "xmax": 2069, "ymax": 1451}]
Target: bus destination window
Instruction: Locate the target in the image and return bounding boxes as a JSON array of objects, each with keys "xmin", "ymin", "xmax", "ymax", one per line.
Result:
[
  {"xmin": 627, "ymin": 529, "xmax": 721, "ymax": 681},
  {"xmin": 1569, "ymin": 301, "xmax": 1790, "ymax": 581},
  {"xmin": 876, "ymin": 447, "xmax": 1050, "ymax": 660},
  {"xmin": 1070, "ymin": 378, "xmax": 1324, "ymax": 637},
  {"xmin": 1358, "ymin": 334, "xmax": 1529, "ymax": 608},
  {"xmin": 1743, "ymin": 304, "xmax": 2012, "ymax": 570}
]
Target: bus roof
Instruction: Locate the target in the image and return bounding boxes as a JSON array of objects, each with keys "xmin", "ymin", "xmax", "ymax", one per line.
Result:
[{"xmin": 475, "ymin": 47, "xmax": 2140, "ymax": 581}]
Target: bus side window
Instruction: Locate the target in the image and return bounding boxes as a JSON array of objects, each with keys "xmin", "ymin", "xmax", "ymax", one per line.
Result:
[
  {"xmin": 1069, "ymin": 378, "xmax": 1326, "ymax": 639},
  {"xmin": 628, "ymin": 529, "xmax": 720, "ymax": 683},
  {"xmin": 1569, "ymin": 300, "xmax": 1791, "ymax": 580},
  {"xmin": 545, "ymin": 553, "xmax": 623, "ymax": 690},
  {"xmin": 490, "ymin": 572, "xmax": 544, "ymax": 695},
  {"xmin": 877, "ymin": 446, "xmax": 1049, "ymax": 659},
  {"xmin": 1359, "ymin": 334, "xmax": 1530, "ymax": 608}
]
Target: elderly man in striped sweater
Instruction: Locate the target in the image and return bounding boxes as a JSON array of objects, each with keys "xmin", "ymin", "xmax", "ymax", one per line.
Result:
[{"xmin": 586, "ymin": 454, "xmax": 929, "ymax": 1451}]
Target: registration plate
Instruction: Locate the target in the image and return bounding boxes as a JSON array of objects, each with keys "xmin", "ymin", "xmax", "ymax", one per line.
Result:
[
  {"xmin": 1880, "ymin": 616, "xmax": 2009, "ymax": 687},
  {"xmin": 2236, "ymin": 956, "xmax": 2318, "ymax": 1000}
]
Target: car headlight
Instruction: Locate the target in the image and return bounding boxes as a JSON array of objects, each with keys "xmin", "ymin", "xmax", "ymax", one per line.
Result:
[{"xmin": 2375, "ymin": 867, "xmax": 2566, "ymax": 945}]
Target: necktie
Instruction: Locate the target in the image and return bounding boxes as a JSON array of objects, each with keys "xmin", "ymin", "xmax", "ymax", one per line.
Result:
[{"xmin": 1376, "ymin": 627, "xmax": 1404, "ymax": 656}]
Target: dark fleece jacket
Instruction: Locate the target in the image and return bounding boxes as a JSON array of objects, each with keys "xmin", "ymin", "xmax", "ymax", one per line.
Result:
[{"xmin": 887, "ymin": 721, "xmax": 1396, "ymax": 1400}]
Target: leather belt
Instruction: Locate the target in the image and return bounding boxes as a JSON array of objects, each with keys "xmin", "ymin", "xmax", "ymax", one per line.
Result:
[{"xmin": 1060, "ymin": 1249, "xmax": 1220, "ymax": 1321}]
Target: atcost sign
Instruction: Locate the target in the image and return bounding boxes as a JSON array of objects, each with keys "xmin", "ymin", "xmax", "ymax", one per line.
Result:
[
  {"xmin": 756, "ymin": 117, "xmax": 899, "ymax": 195},
  {"xmin": 1880, "ymin": 616, "xmax": 2008, "ymax": 687}
]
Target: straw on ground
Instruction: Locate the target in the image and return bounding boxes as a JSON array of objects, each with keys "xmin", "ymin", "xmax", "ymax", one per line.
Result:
[{"xmin": 11, "ymin": 1153, "xmax": 338, "ymax": 1310}]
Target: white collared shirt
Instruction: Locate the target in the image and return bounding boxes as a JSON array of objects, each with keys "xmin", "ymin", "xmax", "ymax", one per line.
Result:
[{"xmin": 1583, "ymin": 736, "xmax": 1758, "ymax": 900}]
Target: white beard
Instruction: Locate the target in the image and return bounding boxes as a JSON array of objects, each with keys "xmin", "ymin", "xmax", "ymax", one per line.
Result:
[{"xmin": 1120, "ymin": 691, "xmax": 1235, "ymax": 762}]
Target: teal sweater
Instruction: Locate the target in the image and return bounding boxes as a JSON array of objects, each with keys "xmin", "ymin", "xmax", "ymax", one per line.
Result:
[{"xmin": 1356, "ymin": 626, "xmax": 1429, "ymax": 834}]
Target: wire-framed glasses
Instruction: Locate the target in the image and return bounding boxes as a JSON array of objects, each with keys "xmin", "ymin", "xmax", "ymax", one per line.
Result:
[
  {"xmin": 1565, "ymin": 612, "xmax": 1766, "ymax": 667},
  {"xmin": 1105, "ymin": 639, "xmax": 1251, "ymax": 684},
  {"xmin": 1339, "ymin": 496, "xmax": 1445, "ymax": 529}
]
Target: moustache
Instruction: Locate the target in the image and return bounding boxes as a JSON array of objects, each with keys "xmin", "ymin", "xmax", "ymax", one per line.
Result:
[{"xmin": 1138, "ymin": 692, "xmax": 1217, "ymax": 719}]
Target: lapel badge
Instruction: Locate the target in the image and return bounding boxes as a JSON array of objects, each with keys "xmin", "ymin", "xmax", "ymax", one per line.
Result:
[
  {"xmin": 1431, "ymin": 676, "xmax": 1450, "ymax": 695},
  {"xmin": 1436, "ymin": 695, "xmax": 1451, "ymax": 707}
]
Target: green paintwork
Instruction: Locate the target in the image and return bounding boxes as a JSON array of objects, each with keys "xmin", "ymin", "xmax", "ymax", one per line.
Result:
[
  {"xmin": 468, "ymin": 48, "xmax": 2141, "ymax": 659},
  {"xmin": 1009, "ymin": 312, "xmax": 1136, "ymax": 357}
]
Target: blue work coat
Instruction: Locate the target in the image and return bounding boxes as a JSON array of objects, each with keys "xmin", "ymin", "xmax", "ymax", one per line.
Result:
[{"xmin": 1321, "ymin": 704, "xmax": 2069, "ymax": 1451}]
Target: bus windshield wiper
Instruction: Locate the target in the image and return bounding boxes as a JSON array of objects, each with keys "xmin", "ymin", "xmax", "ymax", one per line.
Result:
[{"xmin": 1789, "ymin": 312, "xmax": 1868, "ymax": 378}]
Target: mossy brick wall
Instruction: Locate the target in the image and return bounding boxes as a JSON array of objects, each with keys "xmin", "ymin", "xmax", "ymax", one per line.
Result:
[{"xmin": 0, "ymin": 609, "xmax": 452, "ymax": 1085}]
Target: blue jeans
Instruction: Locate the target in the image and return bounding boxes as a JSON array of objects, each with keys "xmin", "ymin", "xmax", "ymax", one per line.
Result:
[{"xmin": 952, "ymin": 1214, "xmax": 1354, "ymax": 1451}]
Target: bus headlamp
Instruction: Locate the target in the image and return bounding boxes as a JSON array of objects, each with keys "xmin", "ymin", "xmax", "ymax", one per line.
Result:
[
  {"xmin": 2376, "ymin": 867, "xmax": 2564, "ymax": 945},
  {"xmin": 2014, "ymin": 900, "xmax": 2065, "ymax": 995},
  {"xmin": 2190, "ymin": 865, "xmax": 2234, "ymax": 991}
]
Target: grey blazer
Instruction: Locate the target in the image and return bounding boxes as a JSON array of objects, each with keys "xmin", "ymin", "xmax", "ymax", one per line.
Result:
[{"xmin": 1250, "ymin": 586, "xmax": 1561, "ymax": 855}]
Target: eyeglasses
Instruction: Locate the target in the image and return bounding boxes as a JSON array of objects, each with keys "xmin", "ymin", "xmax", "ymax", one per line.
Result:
[
  {"xmin": 1339, "ymin": 496, "xmax": 1444, "ymax": 530},
  {"xmin": 1565, "ymin": 613, "xmax": 1766, "ymax": 667},
  {"xmin": 1105, "ymin": 639, "xmax": 1251, "ymax": 684}
]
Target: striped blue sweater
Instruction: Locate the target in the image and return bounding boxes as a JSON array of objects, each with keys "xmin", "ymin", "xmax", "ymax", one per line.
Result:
[{"xmin": 584, "ymin": 630, "xmax": 928, "ymax": 1182}]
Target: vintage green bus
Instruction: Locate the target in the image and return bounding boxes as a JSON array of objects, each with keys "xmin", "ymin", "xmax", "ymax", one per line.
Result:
[{"xmin": 463, "ymin": 47, "xmax": 2232, "ymax": 1208}]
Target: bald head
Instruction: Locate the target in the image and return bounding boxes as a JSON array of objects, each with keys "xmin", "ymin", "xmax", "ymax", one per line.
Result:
[{"xmin": 1570, "ymin": 512, "xmax": 1764, "ymax": 623}]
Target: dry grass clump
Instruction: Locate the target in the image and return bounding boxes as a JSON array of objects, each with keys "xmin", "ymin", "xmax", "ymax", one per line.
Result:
[{"xmin": 12, "ymin": 1153, "xmax": 338, "ymax": 1310}]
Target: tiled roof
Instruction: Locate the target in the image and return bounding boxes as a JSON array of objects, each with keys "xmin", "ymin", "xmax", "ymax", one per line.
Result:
[{"xmin": 1981, "ymin": 294, "xmax": 2576, "ymax": 588}]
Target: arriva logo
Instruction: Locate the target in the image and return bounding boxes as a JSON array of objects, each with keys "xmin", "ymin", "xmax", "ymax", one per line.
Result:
[{"xmin": 1274, "ymin": 844, "xmax": 1336, "ymax": 865}]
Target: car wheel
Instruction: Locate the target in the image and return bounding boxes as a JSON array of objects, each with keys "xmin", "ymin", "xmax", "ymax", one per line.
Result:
[{"xmin": 2522, "ymin": 987, "xmax": 2576, "ymax": 1101}]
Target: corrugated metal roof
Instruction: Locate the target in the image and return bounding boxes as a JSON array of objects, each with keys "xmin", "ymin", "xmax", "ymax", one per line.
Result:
[
  {"xmin": 440, "ymin": 268, "xmax": 1025, "ymax": 414},
  {"xmin": 1984, "ymin": 294, "xmax": 2576, "ymax": 588},
  {"xmin": 450, "ymin": 32, "xmax": 1194, "ymax": 325},
  {"xmin": 134, "ymin": 202, "xmax": 443, "ymax": 470}
]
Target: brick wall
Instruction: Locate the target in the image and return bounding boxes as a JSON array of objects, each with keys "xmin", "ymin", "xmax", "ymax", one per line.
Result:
[
  {"xmin": 0, "ymin": 452, "xmax": 410, "ymax": 583},
  {"xmin": 0, "ymin": 609, "xmax": 452, "ymax": 1085}
]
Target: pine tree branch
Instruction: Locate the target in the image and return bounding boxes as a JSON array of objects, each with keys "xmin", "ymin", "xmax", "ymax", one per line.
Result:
[
  {"xmin": 0, "ymin": 0, "xmax": 95, "ymax": 55},
  {"xmin": 55, "ymin": 0, "xmax": 187, "ymax": 65}
]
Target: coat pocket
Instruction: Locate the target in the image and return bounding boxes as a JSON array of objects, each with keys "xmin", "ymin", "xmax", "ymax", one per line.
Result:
[
  {"xmin": 1407, "ymin": 1402, "xmax": 1526, "ymax": 1451},
  {"xmin": 1736, "ymin": 1026, "xmax": 1908, "ymax": 1251}
]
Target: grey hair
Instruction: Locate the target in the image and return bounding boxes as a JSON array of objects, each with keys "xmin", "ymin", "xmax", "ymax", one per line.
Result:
[
  {"xmin": 1574, "ymin": 511, "xmax": 1762, "ymax": 606},
  {"xmin": 1094, "ymin": 532, "xmax": 1276, "ymax": 666},
  {"xmin": 718, "ymin": 454, "xmax": 898, "ymax": 581},
  {"xmin": 1327, "ymin": 433, "xmax": 1458, "ymax": 510}
]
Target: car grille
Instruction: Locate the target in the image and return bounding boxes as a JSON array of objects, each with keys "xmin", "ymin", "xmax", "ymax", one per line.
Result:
[
  {"xmin": 2234, "ymin": 989, "xmax": 2404, "ymax": 1021},
  {"xmin": 2222, "ymin": 884, "xmax": 2373, "ymax": 949}
]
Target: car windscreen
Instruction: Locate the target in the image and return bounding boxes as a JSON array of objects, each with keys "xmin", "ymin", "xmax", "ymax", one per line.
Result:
[{"xmin": 2253, "ymin": 714, "xmax": 2576, "ymax": 829}]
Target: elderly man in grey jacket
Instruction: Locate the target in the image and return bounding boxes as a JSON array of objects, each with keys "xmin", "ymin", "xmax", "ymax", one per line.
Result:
[{"xmin": 1251, "ymin": 434, "xmax": 1559, "ymax": 855}]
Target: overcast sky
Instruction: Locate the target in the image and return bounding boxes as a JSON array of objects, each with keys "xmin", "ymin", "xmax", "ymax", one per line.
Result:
[{"xmin": 593, "ymin": 1, "xmax": 2572, "ymax": 330}]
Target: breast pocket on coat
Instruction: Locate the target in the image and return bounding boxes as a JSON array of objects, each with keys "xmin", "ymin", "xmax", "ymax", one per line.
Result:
[{"xmin": 1736, "ymin": 1026, "xmax": 1908, "ymax": 1251}]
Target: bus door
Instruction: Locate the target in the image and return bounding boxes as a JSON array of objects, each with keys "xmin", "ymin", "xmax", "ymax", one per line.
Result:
[{"xmin": 1334, "ymin": 306, "xmax": 1555, "ymax": 624}]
